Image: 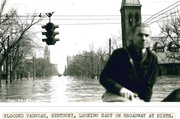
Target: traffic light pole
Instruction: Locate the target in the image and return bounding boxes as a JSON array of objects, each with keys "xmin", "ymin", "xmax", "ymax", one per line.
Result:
[{"xmin": 45, "ymin": 12, "xmax": 54, "ymax": 23}]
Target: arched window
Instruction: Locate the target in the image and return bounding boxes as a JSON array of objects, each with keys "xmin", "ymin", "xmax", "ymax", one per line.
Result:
[
  {"xmin": 135, "ymin": 13, "xmax": 140, "ymax": 23},
  {"xmin": 128, "ymin": 13, "xmax": 133, "ymax": 26}
]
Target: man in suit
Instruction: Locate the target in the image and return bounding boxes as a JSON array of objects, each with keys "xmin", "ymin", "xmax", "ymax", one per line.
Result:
[{"xmin": 100, "ymin": 23, "xmax": 158, "ymax": 102}]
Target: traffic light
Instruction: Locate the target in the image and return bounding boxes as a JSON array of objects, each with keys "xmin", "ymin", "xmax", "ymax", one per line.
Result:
[{"xmin": 42, "ymin": 22, "xmax": 59, "ymax": 45}]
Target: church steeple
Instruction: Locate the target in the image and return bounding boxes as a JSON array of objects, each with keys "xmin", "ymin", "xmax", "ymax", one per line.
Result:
[
  {"xmin": 121, "ymin": 0, "xmax": 141, "ymax": 9},
  {"xmin": 120, "ymin": 0, "xmax": 142, "ymax": 47},
  {"xmin": 44, "ymin": 45, "xmax": 50, "ymax": 62}
]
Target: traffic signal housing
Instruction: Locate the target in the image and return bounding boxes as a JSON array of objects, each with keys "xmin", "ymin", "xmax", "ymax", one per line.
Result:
[{"xmin": 42, "ymin": 22, "xmax": 59, "ymax": 45}]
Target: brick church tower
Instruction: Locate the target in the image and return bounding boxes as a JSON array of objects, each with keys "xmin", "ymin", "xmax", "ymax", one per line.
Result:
[{"xmin": 120, "ymin": 0, "xmax": 142, "ymax": 47}]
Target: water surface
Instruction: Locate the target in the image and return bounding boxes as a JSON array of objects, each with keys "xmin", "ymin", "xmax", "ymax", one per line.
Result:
[{"xmin": 0, "ymin": 76, "xmax": 179, "ymax": 102}]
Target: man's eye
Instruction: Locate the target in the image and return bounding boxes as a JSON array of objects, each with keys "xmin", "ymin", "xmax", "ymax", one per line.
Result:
[
  {"xmin": 138, "ymin": 34, "xmax": 143, "ymax": 37},
  {"xmin": 138, "ymin": 34, "xmax": 149, "ymax": 37}
]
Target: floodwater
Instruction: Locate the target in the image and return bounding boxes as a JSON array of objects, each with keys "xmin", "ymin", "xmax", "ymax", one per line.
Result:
[
  {"xmin": 151, "ymin": 75, "xmax": 180, "ymax": 101},
  {"xmin": 0, "ymin": 76, "xmax": 104, "ymax": 102},
  {"xmin": 0, "ymin": 75, "xmax": 179, "ymax": 102}
]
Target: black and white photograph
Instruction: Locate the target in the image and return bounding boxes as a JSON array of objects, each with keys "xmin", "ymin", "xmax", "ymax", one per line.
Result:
[{"xmin": 0, "ymin": 0, "xmax": 180, "ymax": 117}]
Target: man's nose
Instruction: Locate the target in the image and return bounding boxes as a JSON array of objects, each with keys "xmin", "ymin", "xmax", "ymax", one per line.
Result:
[{"xmin": 142, "ymin": 35, "xmax": 146, "ymax": 41}]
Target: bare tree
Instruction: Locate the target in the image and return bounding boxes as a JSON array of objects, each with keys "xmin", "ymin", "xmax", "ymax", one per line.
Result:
[
  {"xmin": 156, "ymin": 8, "xmax": 180, "ymax": 61},
  {"xmin": 0, "ymin": 0, "xmax": 43, "ymax": 83}
]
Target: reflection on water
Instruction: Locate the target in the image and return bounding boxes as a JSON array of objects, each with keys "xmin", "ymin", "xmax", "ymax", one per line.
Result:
[
  {"xmin": 151, "ymin": 76, "xmax": 180, "ymax": 102},
  {"xmin": 0, "ymin": 75, "xmax": 179, "ymax": 102},
  {"xmin": 0, "ymin": 76, "xmax": 105, "ymax": 102}
]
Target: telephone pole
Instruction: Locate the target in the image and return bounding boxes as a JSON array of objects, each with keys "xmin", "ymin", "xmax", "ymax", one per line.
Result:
[{"xmin": 109, "ymin": 38, "xmax": 111, "ymax": 57}]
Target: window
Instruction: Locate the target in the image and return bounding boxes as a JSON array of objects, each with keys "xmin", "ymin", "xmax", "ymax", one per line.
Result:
[
  {"xmin": 156, "ymin": 47, "xmax": 164, "ymax": 52},
  {"xmin": 170, "ymin": 47, "xmax": 179, "ymax": 52},
  {"xmin": 128, "ymin": 13, "xmax": 133, "ymax": 26},
  {"xmin": 135, "ymin": 13, "xmax": 140, "ymax": 23}
]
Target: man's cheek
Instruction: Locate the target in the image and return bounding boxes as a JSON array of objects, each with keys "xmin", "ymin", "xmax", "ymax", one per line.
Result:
[{"xmin": 145, "ymin": 39, "xmax": 151, "ymax": 47}]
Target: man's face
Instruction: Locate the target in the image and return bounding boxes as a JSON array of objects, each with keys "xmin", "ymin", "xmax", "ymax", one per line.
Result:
[{"xmin": 133, "ymin": 26, "xmax": 151, "ymax": 50}]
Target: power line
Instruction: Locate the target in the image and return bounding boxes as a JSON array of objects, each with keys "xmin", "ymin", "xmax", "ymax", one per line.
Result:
[
  {"xmin": 149, "ymin": 9, "xmax": 180, "ymax": 24},
  {"xmin": 4, "ymin": 1, "xmax": 180, "ymax": 26},
  {"xmin": 36, "ymin": 22, "xmax": 121, "ymax": 26},
  {"xmin": 144, "ymin": 0, "xmax": 180, "ymax": 23},
  {"xmin": 1, "ymin": 13, "xmax": 160, "ymax": 18},
  {"xmin": 1, "ymin": 18, "xmax": 122, "ymax": 20},
  {"xmin": 0, "ymin": 14, "xmax": 156, "ymax": 22},
  {"xmin": 7, "ymin": 14, "xmax": 121, "ymax": 18},
  {"xmin": 53, "ymin": 15, "xmax": 121, "ymax": 17},
  {"xmin": 0, "ymin": 17, "xmax": 150, "ymax": 20}
]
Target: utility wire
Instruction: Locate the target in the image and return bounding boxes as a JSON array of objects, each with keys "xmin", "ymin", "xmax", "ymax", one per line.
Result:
[
  {"xmin": 0, "ymin": 15, "xmax": 154, "ymax": 21},
  {"xmin": 0, "ymin": 18, "xmax": 122, "ymax": 20},
  {"xmin": 149, "ymin": 9, "xmax": 180, "ymax": 24},
  {"xmin": 37, "ymin": 22, "xmax": 121, "ymax": 25},
  {"xmin": 144, "ymin": 0, "xmax": 180, "ymax": 23},
  {"xmin": 1, "ymin": 22, "xmax": 121, "ymax": 26},
  {"xmin": 3, "ymin": 1, "xmax": 180, "ymax": 25},
  {"xmin": 1, "ymin": 13, "xmax": 159, "ymax": 18}
]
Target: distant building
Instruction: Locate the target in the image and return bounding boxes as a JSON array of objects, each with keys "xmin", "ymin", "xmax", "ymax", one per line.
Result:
[
  {"xmin": 43, "ymin": 45, "xmax": 59, "ymax": 75},
  {"xmin": 66, "ymin": 56, "xmax": 74, "ymax": 68},
  {"xmin": 44, "ymin": 45, "xmax": 50, "ymax": 61},
  {"xmin": 22, "ymin": 45, "xmax": 59, "ymax": 79},
  {"xmin": 152, "ymin": 37, "xmax": 180, "ymax": 75}
]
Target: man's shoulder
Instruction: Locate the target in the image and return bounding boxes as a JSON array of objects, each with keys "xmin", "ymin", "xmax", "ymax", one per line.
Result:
[
  {"xmin": 147, "ymin": 49, "xmax": 158, "ymax": 61},
  {"xmin": 148, "ymin": 49, "xmax": 157, "ymax": 57},
  {"xmin": 113, "ymin": 48, "xmax": 126, "ymax": 54}
]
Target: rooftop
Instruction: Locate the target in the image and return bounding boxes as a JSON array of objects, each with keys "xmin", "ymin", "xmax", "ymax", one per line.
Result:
[{"xmin": 121, "ymin": 0, "xmax": 141, "ymax": 9}]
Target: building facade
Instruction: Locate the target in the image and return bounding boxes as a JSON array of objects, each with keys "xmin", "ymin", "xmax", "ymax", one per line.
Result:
[
  {"xmin": 152, "ymin": 37, "xmax": 180, "ymax": 75},
  {"xmin": 120, "ymin": 0, "xmax": 142, "ymax": 47}
]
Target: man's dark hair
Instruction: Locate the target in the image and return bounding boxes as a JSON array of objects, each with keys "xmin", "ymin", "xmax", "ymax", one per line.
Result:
[{"xmin": 132, "ymin": 23, "xmax": 150, "ymax": 33}]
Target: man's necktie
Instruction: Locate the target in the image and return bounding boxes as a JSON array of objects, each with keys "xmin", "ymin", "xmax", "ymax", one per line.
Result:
[{"xmin": 138, "ymin": 50, "xmax": 143, "ymax": 61}]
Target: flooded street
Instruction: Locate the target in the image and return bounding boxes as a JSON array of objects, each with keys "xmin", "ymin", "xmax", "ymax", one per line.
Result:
[
  {"xmin": 0, "ymin": 76, "xmax": 104, "ymax": 102},
  {"xmin": 151, "ymin": 76, "xmax": 180, "ymax": 101},
  {"xmin": 0, "ymin": 76, "xmax": 179, "ymax": 102}
]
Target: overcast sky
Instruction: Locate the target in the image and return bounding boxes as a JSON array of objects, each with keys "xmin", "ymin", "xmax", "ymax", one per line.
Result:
[{"xmin": 4, "ymin": 0, "xmax": 179, "ymax": 73}]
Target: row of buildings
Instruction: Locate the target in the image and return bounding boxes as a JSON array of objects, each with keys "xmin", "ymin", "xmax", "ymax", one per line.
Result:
[{"xmin": 0, "ymin": 45, "xmax": 58, "ymax": 80}]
